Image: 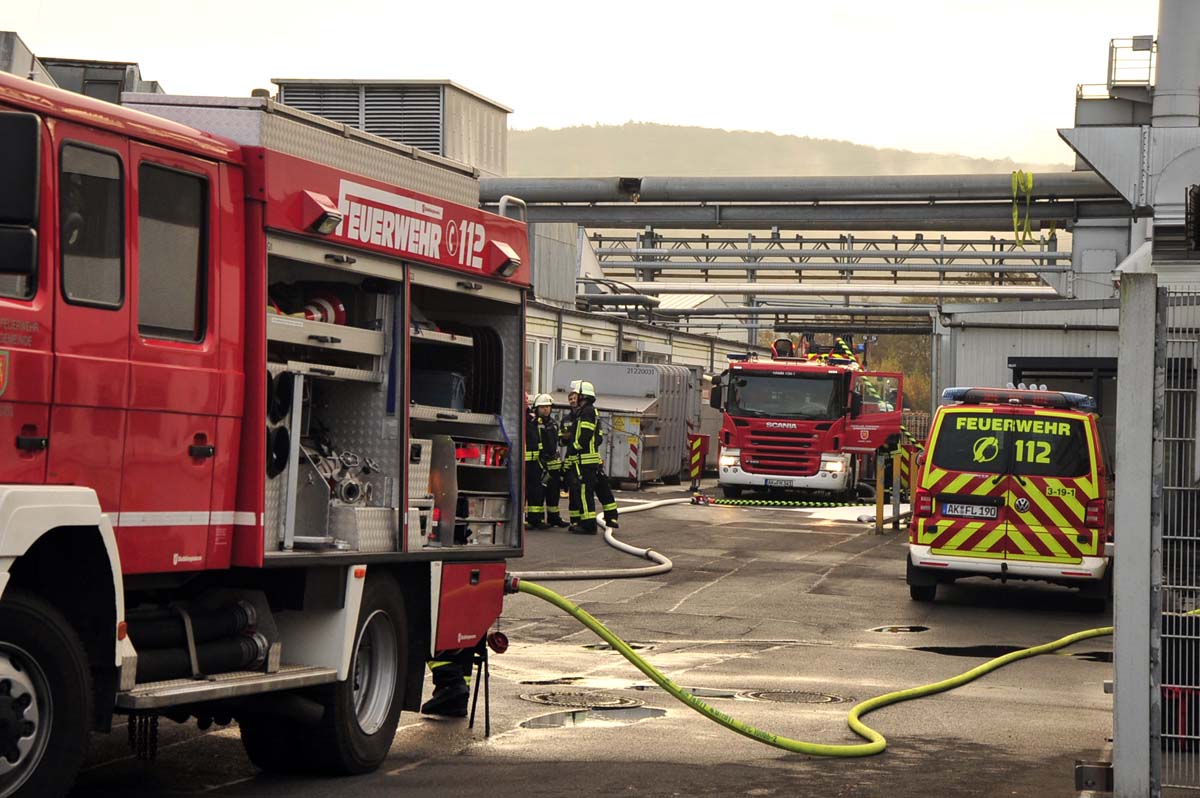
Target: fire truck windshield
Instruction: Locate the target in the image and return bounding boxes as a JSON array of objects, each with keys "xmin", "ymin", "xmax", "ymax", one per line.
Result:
[{"xmin": 728, "ymin": 373, "xmax": 843, "ymax": 420}]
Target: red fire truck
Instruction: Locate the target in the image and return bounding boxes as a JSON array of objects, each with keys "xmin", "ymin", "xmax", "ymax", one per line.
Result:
[
  {"xmin": 0, "ymin": 73, "xmax": 531, "ymax": 796},
  {"xmin": 709, "ymin": 339, "xmax": 903, "ymax": 498}
]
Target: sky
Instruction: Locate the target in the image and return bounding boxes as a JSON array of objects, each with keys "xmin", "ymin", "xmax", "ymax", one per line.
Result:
[{"xmin": 7, "ymin": 0, "xmax": 1160, "ymax": 165}]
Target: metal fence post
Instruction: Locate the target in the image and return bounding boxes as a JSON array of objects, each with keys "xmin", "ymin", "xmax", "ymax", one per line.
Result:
[
  {"xmin": 1114, "ymin": 272, "xmax": 1165, "ymax": 798},
  {"xmin": 874, "ymin": 454, "xmax": 885, "ymax": 535},
  {"xmin": 891, "ymin": 452, "xmax": 902, "ymax": 532}
]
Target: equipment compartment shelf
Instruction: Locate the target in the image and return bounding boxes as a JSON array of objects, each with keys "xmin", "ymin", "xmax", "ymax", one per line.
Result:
[
  {"xmin": 268, "ymin": 313, "xmax": 384, "ymax": 356},
  {"xmin": 409, "ymin": 327, "xmax": 474, "ymax": 348},
  {"xmin": 409, "ymin": 404, "xmax": 498, "ymax": 425},
  {"xmin": 271, "ymin": 360, "xmax": 384, "ymax": 383},
  {"xmin": 456, "ymin": 463, "xmax": 507, "ymax": 470},
  {"xmin": 457, "ymin": 489, "xmax": 509, "ymax": 497},
  {"xmin": 455, "ymin": 517, "xmax": 508, "ymax": 524}
]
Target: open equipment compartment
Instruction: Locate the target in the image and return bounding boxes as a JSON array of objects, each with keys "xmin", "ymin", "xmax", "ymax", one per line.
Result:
[
  {"xmin": 407, "ymin": 271, "xmax": 523, "ymax": 551},
  {"xmin": 263, "ymin": 240, "xmax": 405, "ymax": 553}
]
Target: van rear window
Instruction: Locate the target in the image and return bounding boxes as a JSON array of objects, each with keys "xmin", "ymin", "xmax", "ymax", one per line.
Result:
[{"xmin": 930, "ymin": 411, "xmax": 1093, "ymax": 478}]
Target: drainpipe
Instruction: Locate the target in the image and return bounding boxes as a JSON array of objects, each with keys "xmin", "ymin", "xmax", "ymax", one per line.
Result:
[{"xmin": 1152, "ymin": 0, "xmax": 1200, "ymax": 128}]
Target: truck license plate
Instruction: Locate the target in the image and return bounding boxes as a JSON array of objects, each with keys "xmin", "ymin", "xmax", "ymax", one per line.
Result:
[
  {"xmin": 765, "ymin": 479, "xmax": 792, "ymax": 487},
  {"xmin": 941, "ymin": 503, "xmax": 998, "ymax": 520}
]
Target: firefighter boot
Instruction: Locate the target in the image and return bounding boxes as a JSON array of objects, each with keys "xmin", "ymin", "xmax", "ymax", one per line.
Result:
[
  {"xmin": 546, "ymin": 514, "xmax": 569, "ymax": 528},
  {"xmin": 421, "ymin": 682, "xmax": 470, "ymax": 717},
  {"xmin": 604, "ymin": 511, "xmax": 619, "ymax": 529}
]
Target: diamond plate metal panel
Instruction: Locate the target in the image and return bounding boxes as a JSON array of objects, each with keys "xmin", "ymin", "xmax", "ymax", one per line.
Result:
[
  {"xmin": 260, "ymin": 113, "xmax": 477, "ymax": 205},
  {"xmin": 409, "ymin": 437, "xmax": 434, "ymax": 503},
  {"xmin": 329, "ymin": 505, "xmax": 398, "ymax": 552}
]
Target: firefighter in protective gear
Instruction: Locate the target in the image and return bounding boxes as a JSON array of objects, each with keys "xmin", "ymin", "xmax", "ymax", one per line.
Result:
[
  {"xmin": 570, "ymin": 380, "xmax": 620, "ymax": 534},
  {"xmin": 525, "ymin": 397, "xmax": 547, "ymax": 528},
  {"xmin": 562, "ymin": 382, "xmax": 582, "ymax": 528},
  {"xmin": 535, "ymin": 393, "xmax": 569, "ymax": 527},
  {"xmin": 422, "ymin": 647, "xmax": 475, "ymax": 717}
]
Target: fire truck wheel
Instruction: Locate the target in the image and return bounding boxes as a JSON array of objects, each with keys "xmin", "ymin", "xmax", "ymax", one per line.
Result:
[
  {"xmin": 238, "ymin": 714, "xmax": 306, "ymax": 773},
  {"xmin": 305, "ymin": 575, "xmax": 407, "ymax": 775},
  {"xmin": 0, "ymin": 589, "xmax": 91, "ymax": 798},
  {"xmin": 721, "ymin": 485, "xmax": 743, "ymax": 499}
]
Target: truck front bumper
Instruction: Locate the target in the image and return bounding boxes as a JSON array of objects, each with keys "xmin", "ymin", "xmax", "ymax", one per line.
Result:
[{"xmin": 718, "ymin": 463, "xmax": 850, "ymax": 492}]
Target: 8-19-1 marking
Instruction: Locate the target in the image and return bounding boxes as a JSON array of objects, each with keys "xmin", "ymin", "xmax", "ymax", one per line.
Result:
[{"xmin": 447, "ymin": 219, "xmax": 486, "ymax": 269}]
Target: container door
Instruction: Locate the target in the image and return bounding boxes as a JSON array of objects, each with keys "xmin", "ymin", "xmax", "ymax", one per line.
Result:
[
  {"xmin": 0, "ymin": 111, "xmax": 52, "ymax": 484},
  {"xmin": 1004, "ymin": 412, "xmax": 1100, "ymax": 566},
  {"xmin": 912, "ymin": 408, "xmax": 1011, "ymax": 560},
  {"xmin": 846, "ymin": 371, "xmax": 903, "ymax": 452},
  {"xmin": 118, "ymin": 143, "xmax": 221, "ymax": 574},
  {"xmin": 48, "ymin": 125, "xmax": 131, "ymax": 511}
]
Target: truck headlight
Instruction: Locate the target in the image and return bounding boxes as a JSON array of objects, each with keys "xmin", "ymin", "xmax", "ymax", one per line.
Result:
[
  {"xmin": 719, "ymin": 448, "xmax": 741, "ymax": 468},
  {"xmin": 820, "ymin": 457, "xmax": 846, "ymax": 473}
]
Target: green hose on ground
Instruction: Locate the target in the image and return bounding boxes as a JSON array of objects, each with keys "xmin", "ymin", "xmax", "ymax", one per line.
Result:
[{"xmin": 518, "ymin": 578, "xmax": 1113, "ymax": 757}]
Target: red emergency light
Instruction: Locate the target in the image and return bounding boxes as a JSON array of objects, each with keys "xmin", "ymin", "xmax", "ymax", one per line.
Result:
[{"xmin": 941, "ymin": 387, "xmax": 1097, "ymax": 412}]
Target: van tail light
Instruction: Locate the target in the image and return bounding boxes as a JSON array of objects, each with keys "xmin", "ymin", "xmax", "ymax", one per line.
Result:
[
  {"xmin": 914, "ymin": 490, "xmax": 934, "ymax": 518},
  {"xmin": 1085, "ymin": 498, "xmax": 1104, "ymax": 528}
]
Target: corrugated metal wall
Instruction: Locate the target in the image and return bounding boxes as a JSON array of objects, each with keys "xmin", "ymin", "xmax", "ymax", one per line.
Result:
[
  {"xmin": 530, "ymin": 223, "xmax": 578, "ymax": 306},
  {"xmin": 944, "ymin": 306, "xmax": 1119, "ymax": 389},
  {"xmin": 443, "ymin": 86, "xmax": 507, "ymax": 176}
]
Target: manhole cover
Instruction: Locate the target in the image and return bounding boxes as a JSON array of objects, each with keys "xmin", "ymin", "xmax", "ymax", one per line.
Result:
[
  {"xmin": 740, "ymin": 690, "xmax": 847, "ymax": 704},
  {"xmin": 519, "ymin": 690, "xmax": 644, "ymax": 709},
  {"xmin": 869, "ymin": 625, "xmax": 929, "ymax": 633},
  {"xmin": 583, "ymin": 642, "xmax": 653, "ymax": 652}
]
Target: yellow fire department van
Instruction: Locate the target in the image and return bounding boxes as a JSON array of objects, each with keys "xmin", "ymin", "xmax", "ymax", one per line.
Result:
[{"xmin": 907, "ymin": 387, "xmax": 1113, "ymax": 609}]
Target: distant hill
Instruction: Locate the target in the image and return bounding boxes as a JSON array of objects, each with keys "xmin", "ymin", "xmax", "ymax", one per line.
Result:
[{"xmin": 508, "ymin": 122, "xmax": 1069, "ymax": 176}]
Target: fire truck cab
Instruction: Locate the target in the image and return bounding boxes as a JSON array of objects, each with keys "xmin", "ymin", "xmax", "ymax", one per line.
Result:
[
  {"xmin": 0, "ymin": 73, "xmax": 529, "ymax": 797},
  {"xmin": 710, "ymin": 341, "xmax": 903, "ymax": 498},
  {"xmin": 907, "ymin": 387, "xmax": 1113, "ymax": 608}
]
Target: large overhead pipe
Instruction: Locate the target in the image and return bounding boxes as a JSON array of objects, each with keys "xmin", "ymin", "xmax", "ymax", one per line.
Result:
[
  {"xmin": 1152, "ymin": 0, "xmax": 1200, "ymax": 127},
  {"xmin": 482, "ymin": 172, "xmax": 1117, "ymax": 204},
  {"xmin": 615, "ymin": 281, "xmax": 1057, "ymax": 298},
  {"xmin": 517, "ymin": 200, "xmax": 1133, "ymax": 231},
  {"xmin": 631, "ymin": 304, "xmax": 938, "ymax": 317}
]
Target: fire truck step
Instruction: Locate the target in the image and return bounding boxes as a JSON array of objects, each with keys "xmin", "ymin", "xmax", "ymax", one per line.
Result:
[{"xmin": 116, "ymin": 665, "xmax": 338, "ymax": 710}]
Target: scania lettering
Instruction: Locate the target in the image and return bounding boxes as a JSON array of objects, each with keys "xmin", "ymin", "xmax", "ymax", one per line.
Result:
[
  {"xmin": 0, "ymin": 74, "xmax": 532, "ymax": 797},
  {"xmin": 709, "ymin": 340, "xmax": 903, "ymax": 499}
]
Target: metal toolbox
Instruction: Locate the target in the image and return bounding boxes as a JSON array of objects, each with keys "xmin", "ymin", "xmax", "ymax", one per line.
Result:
[{"xmin": 330, "ymin": 505, "xmax": 398, "ymax": 553}]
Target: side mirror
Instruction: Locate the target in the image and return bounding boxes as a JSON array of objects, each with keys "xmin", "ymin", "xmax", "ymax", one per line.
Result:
[
  {"xmin": 0, "ymin": 227, "xmax": 37, "ymax": 276},
  {"xmin": 709, "ymin": 382, "xmax": 723, "ymax": 410},
  {"xmin": 850, "ymin": 392, "xmax": 863, "ymax": 418}
]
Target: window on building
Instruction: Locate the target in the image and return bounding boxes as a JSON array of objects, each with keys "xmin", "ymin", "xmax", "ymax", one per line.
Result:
[
  {"xmin": 137, "ymin": 163, "xmax": 207, "ymax": 341},
  {"xmin": 60, "ymin": 144, "xmax": 123, "ymax": 308}
]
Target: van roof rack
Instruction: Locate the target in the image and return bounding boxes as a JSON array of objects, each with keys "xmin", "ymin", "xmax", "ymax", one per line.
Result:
[{"xmin": 941, "ymin": 386, "xmax": 1097, "ymax": 413}]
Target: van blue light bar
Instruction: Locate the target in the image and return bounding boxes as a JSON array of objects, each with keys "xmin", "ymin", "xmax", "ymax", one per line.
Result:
[{"xmin": 941, "ymin": 386, "xmax": 1097, "ymax": 412}]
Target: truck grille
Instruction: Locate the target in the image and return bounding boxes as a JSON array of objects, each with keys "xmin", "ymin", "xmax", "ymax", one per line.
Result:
[{"xmin": 743, "ymin": 430, "xmax": 820, "ymax": 476}]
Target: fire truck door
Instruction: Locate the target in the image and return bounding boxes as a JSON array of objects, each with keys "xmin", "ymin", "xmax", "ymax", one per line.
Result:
[
  {"xmin": 118, "ymin": 144, "xmax": 222, "ymax": 574},
  {"xmin": 846, "ymin": 372, "xmax": 903, "ymax": 452},
  {"xmin": 48, "ymin": 125, "xmax": 132, "ymax": 510}
]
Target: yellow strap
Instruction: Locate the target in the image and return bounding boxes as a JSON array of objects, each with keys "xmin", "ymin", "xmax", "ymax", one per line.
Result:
[{"xmin": 1011, "ymin": 170, "xmax": 1035, "ymax": 247}]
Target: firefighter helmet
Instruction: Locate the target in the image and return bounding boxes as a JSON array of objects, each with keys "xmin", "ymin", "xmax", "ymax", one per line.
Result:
[
  {"xmin": 533, "ymin": 393, "xmax": 553, "ymax": 407},
  {"xmin": 578, "ymin": 381, "xmax": 596, "ymax": 399},
  {"xmin": 568, "ymin": 380, "xmax": 582, "ymax": 395}
]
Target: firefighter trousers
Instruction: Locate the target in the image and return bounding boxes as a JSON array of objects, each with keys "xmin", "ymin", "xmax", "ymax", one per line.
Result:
[
  {"xmin": 565, "ymin": 456, "xmax": 582, "ymax": 525},
  {"xmin": 577, "ymin": 462, "xmax": 619, "ymax": 532},
  {"xmin": 525, "ymin": 459, "xmax": 545, "ymax": 525},
  {"xmin": 544, "ymin": 462, "xmax": 564, "ymax": 524}
]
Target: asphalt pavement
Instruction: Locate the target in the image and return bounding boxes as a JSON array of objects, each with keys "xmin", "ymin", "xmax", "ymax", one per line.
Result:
[{"xmin": 71, "ymin": 485, "xmax": 1113, "ymax": 798}]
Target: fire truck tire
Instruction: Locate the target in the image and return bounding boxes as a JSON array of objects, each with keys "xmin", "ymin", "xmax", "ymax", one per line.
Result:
[
  {"xmin": 304, "ymin": 575, "xmax": 407, "ymax": 775},
  {"xmin": 721, "ymin": 485, "xmax": 743, "ymax": 499},
  {"xmin": 0, "ymin": 589, "xmax": 92, "ymax": 798},
  {"xmin": 238, "ymin": 714, "xmax": 303, "ymax": 773}
]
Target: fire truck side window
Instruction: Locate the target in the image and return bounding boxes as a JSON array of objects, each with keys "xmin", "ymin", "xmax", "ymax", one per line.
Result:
[
  {"xmin": 60, "ymin": 144, "xmax": 123, "ymax": 308},
  {"xmin": 137, "ymin": 164, "xmax": 207, "ymax": 341}
]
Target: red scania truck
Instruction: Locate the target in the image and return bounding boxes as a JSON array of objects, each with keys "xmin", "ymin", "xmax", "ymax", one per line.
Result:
[
  {"xmin": 0, "ymin": 73, "xmax": 531, "ymax": 796},
  {"xmin": 709, "ymin": 341, "xmax": 903, "ymax": 498}
]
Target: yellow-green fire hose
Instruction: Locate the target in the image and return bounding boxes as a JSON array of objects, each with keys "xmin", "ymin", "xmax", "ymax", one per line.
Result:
[{"xmin": 517, "ymin": 578, "xmax": 1113, "ymax": 757}]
